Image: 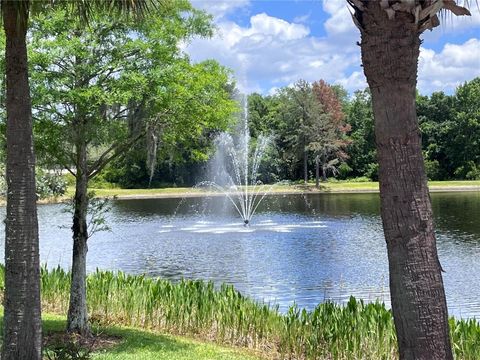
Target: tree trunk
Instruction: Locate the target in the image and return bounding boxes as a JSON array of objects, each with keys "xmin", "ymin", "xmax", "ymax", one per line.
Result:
[
  {"xmin": 315, "ymin": 156, "xmax": 320, "ymax": 188},
  {"xmin": 360, "ymin": 3, "xmax": 452, "ymax": 359},
  {"xmin": 67, "ymin": 139, "xmax": 91, "ymax": 336},
  {"xmin": 2, "ymin": 2, "xmax": 43, "ymax": 359},
  {"xmin": 321, "ymin": 167, "xmax": 327, "ymax": 182},
  {"xmin": 303, "ymin": 140, "xmax": 308, "ymax": 184}
]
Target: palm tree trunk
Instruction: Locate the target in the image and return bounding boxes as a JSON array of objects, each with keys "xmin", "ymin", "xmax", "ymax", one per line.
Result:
[
  {"xmin": 67, "ymin": 139, "xmax": 91, "ymax": 336},
  {"xmin": 2, "ymin": 2, "xmax": 42, "ymax": 359},
  {"xmin": 360, "ymin": 3, "xmax": 452, "ymax": 359}
]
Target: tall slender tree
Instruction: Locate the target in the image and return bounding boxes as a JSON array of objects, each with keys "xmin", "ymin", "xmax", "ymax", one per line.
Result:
[
  {"xmin": 2, "ymin": 2, "xmax": 42, "ymax": 359},
  {"xmin": 28, "ymin": 7, "xmax": 232, "ymax": 335},
  {"xmin": 347, "ymin": 1, "xmax": 471, "ymax": 358},
  {"xmin": 1, "ymin": 1, "xmax": 153, "ymax": 358}
]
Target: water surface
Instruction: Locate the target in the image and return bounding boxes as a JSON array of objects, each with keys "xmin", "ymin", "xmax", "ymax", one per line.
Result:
[{"xmin": 1, "ymin": 192, "xmax": 480, "ymax": 318}]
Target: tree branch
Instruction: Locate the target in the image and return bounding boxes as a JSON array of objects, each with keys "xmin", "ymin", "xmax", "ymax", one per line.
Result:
[{"xmin": 87, "ymin": 129, "xmax": 146, "ymax": 179}]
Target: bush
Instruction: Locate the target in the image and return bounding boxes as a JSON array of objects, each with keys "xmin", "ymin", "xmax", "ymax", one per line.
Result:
[
  {"xmin": 424, "ymin": 159, "xmax": 441, "ymax": 180},
  {"xmin": 348, "ymin": 176, "xmax": 373, "ymax": 183},
  {"xmin": 337, "ymin": 163, "xmax": 352, "ymax": 179},
  {"xmin": 89, "ymin": 172, "xmax": 118, "ymax": 189},
  {"xmin": 36, "ymin": 171, "xmax": 67, "ymax": 199},
  {"xmin": 0, "ymin": 167, "xmax": 67, "ymax": 199},
  {"xmin": 365, "ymin": 163, "xmax": 379, "ymax": 181},
  {"xmin": 454, "ymin": 161, "xmax": 480, "ymax": 180},
  {"xmin": 44, "ymin": 333, "xmax": 93, "ymax": 360},
  {"xmin": 465, "ymin": 161, "xmax": 480, "ymax": 180}
]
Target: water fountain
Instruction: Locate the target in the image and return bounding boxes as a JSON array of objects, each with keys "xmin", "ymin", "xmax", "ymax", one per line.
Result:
[{"xmin": 199, "ymin": 97, "xmax": 275, "ymax": 225}]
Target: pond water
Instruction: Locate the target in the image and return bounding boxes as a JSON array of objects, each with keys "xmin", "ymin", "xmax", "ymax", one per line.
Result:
[{"xmin": 1, "ymin": 191, "xmax": 480, "ymax": 318}]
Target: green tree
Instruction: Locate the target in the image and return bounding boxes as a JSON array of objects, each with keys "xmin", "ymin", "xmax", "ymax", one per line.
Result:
[
  {"xmin": 246, "ymin": 93, "xmax": 284, "ymax": 182},
  {"xmin": 276, "ymin": 80, "xmax": 323, "ymax": 183},
  {"xmin": 348, "ymin": 1, "xmax": 471, "ymax": 358},
  {"xmin": 417, "ymin": 91, "xmax": 455, "ymax": 179},
  {"xmin": 28, "ymin": 5, "xmax": 233, "ymax": 336},
  {"xmin": 449, "ymin": 78, "xmax": 480, "ymax": 179},
  {"xmin": 345, "ymin": 89, "xmax": 377, "ymax": 179},
  {"xmin": 1, "ymin": 1, "xmax": 152, "ymax": 357},
  {"xmin": 115, "ymin": 60, "xmax": 236, "ymax": 187}
]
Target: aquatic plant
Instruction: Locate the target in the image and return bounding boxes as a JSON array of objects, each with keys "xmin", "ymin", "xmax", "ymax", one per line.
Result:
[{"xmin": 0, "ymin": 265, "xmax": 478, "ymax": 359}]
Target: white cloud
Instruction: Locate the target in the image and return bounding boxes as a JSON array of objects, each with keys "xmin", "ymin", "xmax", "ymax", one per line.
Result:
[
  {"xmin": 250, "ymin": 13, "xmax": 310, "ymax": 40},
  {"xmin": 186, "ymin": 0, "xmax": 478, "ymax": 95},
  {"xmin": 322, "ymin": 0, "xmax": 357, "ymax": 37},
  {"xmin": 187, "ymin": 4, "xmax": 362, "ymax": 94},
  {"xmin": 293, "ymin": 12, "xmax": 311, "ymax": 24},
  {"xmin": 444, "ymin": 6, "xmax": 480, "ymax": 30},
  {"xmin": 336, "ymin": 71, "xmax": 367, "ymax": 91},
  {"xmin": 418, "ymin": 38, "xmax": 480, "ymax": 94}
]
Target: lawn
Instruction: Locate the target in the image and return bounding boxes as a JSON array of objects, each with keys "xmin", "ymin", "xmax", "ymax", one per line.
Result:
[
  {"xmin": 17, "ymin": 313, "xmax": 262, "ymax": 360},
  {"xmin": 76, "ymin": 179, "xmax": 480, "ymax": 200}
]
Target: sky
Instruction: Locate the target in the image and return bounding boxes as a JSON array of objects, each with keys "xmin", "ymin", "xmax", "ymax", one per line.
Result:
[{"xmin": 186, "ymin": 0, "xmax": 480, "ymax": 95}]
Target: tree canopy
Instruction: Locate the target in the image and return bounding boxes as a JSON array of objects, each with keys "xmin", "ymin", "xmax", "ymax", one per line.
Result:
[{"xmin": 26, "ymin": 5, "xmax": 236, "ymax": 186}]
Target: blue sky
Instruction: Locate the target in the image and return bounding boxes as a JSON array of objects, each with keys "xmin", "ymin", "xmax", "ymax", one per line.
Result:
[{"xmin": 187, "ymin": 0, "xmax": 480, "ymax": 95}]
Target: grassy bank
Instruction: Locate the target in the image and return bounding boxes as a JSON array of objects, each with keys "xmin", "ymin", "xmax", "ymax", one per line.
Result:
[
  {"xmin": 80, "ymin": 180, "xmax": 480, "ymax": 200},
  {"xmin": 1, "ymin": 266, "xmax": 479, "ymax": 359},
  {"xmin": 2, "ymin": 180, "xmax": 479, "ymax": 205}
]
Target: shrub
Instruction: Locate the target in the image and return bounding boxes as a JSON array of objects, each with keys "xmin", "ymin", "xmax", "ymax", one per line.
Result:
[
  {"xmin": 424, "ymin": 159, "xmax": 441, "ymax": 180},
  {"xmin": 36, "ymin": 171, "xmax": 67, "ymax": 199},
  {"xmin": 337, "ymin": 163, "xmax": 352, "ymax": 179},
  {"xmin": 365, "ymin": 162, "xmax": 379, "ymax": 181}
]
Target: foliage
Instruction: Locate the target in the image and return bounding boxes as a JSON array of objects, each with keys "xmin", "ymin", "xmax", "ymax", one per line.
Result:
[
  {"xmin": 44, "ymin": 334, "xmax": 93, "ymax": 360},
  {"xmin": 36, "ymin": 171, "xmax": 68, "ymax": 199},
  {"xmin": 0, "ymin": 166, "xmax": 66, "ymax": 199},
  {"xmin": 247, "ymin": 80, "xmax": 349, "ymax": 183},
  {"xmin": 26, "ymin": 5, "xmax": 235, "ymax": 187},
  {"xmin": 418, "ymin": 79, "xmax": 480, "ymax": 180},
  {"xmin": 0, "ymin": 265, "xmax": 476, "ymax": 359},
  {"xmin": 245, "ymin": 77, "xmax": 480, "ymax": 183},
  {"xmin": 337, "ymin": 162, "xmax": 353, "ymax": 179},
  {"xmin": 61, "ymin": 192, "xmax": 113, "ymax": 238},
  {"xmin": 424, "ymin": 159, "xmax": 441, "ymax": 181},
  {"xmin": 343, "ymin": 89, "xmax": 377, "ymax": 180}
]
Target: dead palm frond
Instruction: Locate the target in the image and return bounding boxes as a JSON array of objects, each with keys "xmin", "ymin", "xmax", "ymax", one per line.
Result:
[{"xmin": 347, "ymin": 0, "xmax": 472, "ymax": 33}]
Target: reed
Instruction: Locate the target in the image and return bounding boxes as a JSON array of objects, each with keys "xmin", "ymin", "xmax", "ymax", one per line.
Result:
[{"xmin": 0, "ymin": 265, "xmax": 478, "ymax": 359}]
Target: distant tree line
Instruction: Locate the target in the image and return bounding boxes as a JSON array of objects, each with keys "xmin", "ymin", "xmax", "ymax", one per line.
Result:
[
  {"xmin": 101, "ymin": 76, "xmax": 480, "ymax": 186},
  {"xmin": 4, "ymin": 73, "xmax": 478, "ymax": 188},
  {"xmin": 246, "ymin": 76, "xmax": 480, "ymax": 184}
]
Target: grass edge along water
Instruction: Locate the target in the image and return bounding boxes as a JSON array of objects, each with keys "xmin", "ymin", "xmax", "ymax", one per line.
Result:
[{"xmin": 0, "ymin": 265, "xmax": 478, "ymax": 359}]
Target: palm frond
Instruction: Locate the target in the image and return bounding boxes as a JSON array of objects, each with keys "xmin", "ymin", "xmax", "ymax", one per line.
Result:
[{"xmin": 49, "ymin": 0, "xmax": 159, "ymax": 22}]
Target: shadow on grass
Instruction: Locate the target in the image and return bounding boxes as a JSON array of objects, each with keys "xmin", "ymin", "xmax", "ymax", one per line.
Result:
[
  {"xmin": 0, "ymin": 315, "xmax": 193, "ymax": 358},
  {"xmin": 41, "ymin": 317, "xmax": 193, "ymax": 357},
  {"xmin": 1, "ymin": 313, "xmax": 258, "ymax": 360}
]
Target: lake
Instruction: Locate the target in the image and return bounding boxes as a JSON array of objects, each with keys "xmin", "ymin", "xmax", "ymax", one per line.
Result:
[{"xmin": 1, "ymin": 191, "xmax": 480, "ymax": 318}]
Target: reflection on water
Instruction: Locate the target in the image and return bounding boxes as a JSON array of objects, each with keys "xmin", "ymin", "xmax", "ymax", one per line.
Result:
[{"xmin": 0, "ymin": 192, "xmax": 480, "ymax": 318}]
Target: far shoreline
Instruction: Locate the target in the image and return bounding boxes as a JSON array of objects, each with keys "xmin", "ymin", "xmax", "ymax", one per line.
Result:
[{"xmin": 4, "ymin": 180, "xmax": 478, "ymax": 205}]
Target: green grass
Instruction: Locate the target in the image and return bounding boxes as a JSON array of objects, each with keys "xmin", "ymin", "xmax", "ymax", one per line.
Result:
[
  {"xmin": 0, "ymin": 312, "xmax": 258, "ymax": 360},
  {"xmin": 22, "ymin": 179, "xmax": 480, "ymax": 204},
  {"xmin": 1, "ymin": 266, "xmax": 478, "ymax": 359},
  {"xmin": 77, "ymin": 180, "xmax": 480, "ymax": 200}
]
